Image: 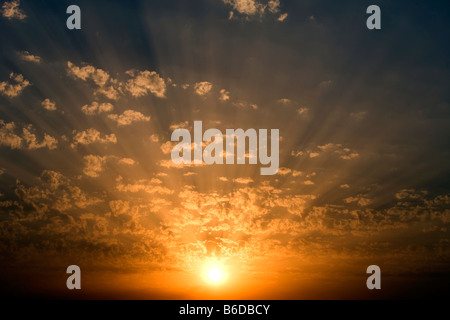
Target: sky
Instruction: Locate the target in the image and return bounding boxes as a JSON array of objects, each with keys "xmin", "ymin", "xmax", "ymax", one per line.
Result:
[{"xmin": 0, "ymin": 0, "xmax": 449, "ymax": 299}]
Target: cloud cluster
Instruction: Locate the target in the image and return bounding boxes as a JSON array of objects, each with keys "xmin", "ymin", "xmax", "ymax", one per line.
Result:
[
  {"xmin": 67, "ymin": 61, "xmax": 120, "ymax": 100},
  {"xmin": 293, "ymin": 143, "xmax": 360, "ymax": 160},
  {"xmin": 81, "ymin": 102, "xmax": 114, "ymax": 115},
  {"xmin": 108, "ymin": 110, "xmax": 151, "ymax": 126},
  {"xmin": 0, "ymin": 121, "xmax": 57, "ymax": 150},
  {"xmin": 222, "ymin": 0, "xmax": 288, "ymax": 22},
  {"xmin": 0, "ymin": 73, "xmax": 30, "ymax": 97},
  {"xmin": 125, "ymin": 70, "xmax": 166, "ymax": 98},
  {"xmin": 67, "ymin": 62, "xmax": 167, "ymax": 101},
  {"xmin": 71, "ymin": 129, "xmax": 117, "ymax": 148},
  {"xmin": 1, "ymin": 0, "xmax": 26, "ymax": 20}
]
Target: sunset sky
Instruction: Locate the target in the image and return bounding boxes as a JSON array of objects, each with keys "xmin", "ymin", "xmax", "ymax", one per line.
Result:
[{"xmin": 0, "ymin": 0, "xmax": 449, "ymax": 299}]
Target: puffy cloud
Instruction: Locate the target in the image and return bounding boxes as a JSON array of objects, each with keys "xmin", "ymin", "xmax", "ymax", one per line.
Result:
[
  {"xmin": 41, "ymin": 99, "xmax": 56, "ymax": 111},
  {"xmin": 125, "ymin": 70, "xmax": 166, "ymax": 98},
  {"xmin": 83, "ymin": 155, "xmax": 108, "ymax": 178},
  {"xmin": 0, "ymin": 121, "xmax": 22, "ymax": 149},
  {"xmin": 71, "ymin": 129, "xmax": 117, "ymax": 148},
  {"xmin": 194, "ymin": 81, "xmax": 213, "ymax": 96},
  {"xmin": 67, "ymin": 62, "xmax": 120, "ymax": 100},
  {"xmin": 222, "ymin": 0, "xmax": 288, "ymax": 21},
  {"xmin": 22, "ymin": 127, "xmax": 58, "ymax": 150},
  {"xmin": 67, "ymin": 61, "xmax": 109, "ymax": 86},
  {"xmin": 0, "ymin": 121, "xmax": 57, "ymax": 150},
  {"xmin": 222, "ymin": 0, "xmax": 265, "ymax": 16},
  {"xmin": 340, "ymin": 184, "xmax": 350, "ymax": 189},
  {"xmin": 2, "ymin": 0, "xmax": 26, "ymax": 20},
  {"xmin": 81, "ymin": 102, "xmax": 114, "ymax": 115},
  {"xmin": 268, "ymin": 0, "xmax": 280, "ymax": 13},
  {"xmin": 278, "ymin": 98, "xmax": 292, "ymax": 104},
  {"xmin": 219, "ymin": 89, "xmax": 231, "ymax": 102},
  {"xmin": 108, "ymin": 110, "xmax": 151, "ymax": 126},
  {"xmin": 344, "ymin": 195, "xmax": 373, "ymax": 207},
  {"xmin": 18, "ymin": 51, "xmax": 41, "ymax": 63},
  {"xmin": 0, "ymin": 73, "xmax": 30, "ymax": 97}
]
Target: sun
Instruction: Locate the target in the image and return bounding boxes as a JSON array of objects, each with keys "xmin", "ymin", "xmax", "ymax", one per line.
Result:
[{"xmin": 203, "ymin": 263, "xmax": 227, "ymax": 285}]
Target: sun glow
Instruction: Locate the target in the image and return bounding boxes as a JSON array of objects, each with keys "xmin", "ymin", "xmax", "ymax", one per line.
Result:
[{"xmin": 203, "ymin": 263, "xmax": 227, "ymax": 285}]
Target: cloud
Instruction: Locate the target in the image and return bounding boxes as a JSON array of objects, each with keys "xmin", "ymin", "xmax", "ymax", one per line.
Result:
[
  {"xmin": 67, "ymin": 61, "xmax": 121, "ymax": 100},
  {"xmin": 344, "ymin": 195, "xmax": 373, "ymax": 207},
  {"xmin": 81, "ymin": 102, "xmax": 114, "ymax": 115},
  {"xmin": 118, "ymin": 158, "xmax": 136, "ymax": 166},
  {"xmin": 219, "ymin": 89, "xmax": 231, "ymax": 102},
  {"xmin": 222, "ymin": 0, "xmax": 265, "ymax": 16},
  {"xmin": 301, "ymin": 143, "xmax": 360, "ymax": 160},
  {"xmin": 340, "ymin": 184, "xmax": 350, "ymax": 189},
  {"xmin": 2, "ymin": 0, "xmax": 26, "ymax": 20},
  {"xmin": 16, "ymin": 170, "xmax": 103, "ymax": 212},
  {"xmin": 108, "ymin": 110, "xmax": 151, "ymax": 126},
  {"xmin": 277, "ymin": 13, "xmax": 288, "ymax": 22},
  {"xmin": 71, "ymin": 129, "xmax": 117, "ymax": 148},
  {"xmin": 0, "ymin": 121, "xmax": 22, "ymax": 149},
  {"xmin": 1, "ymin": 121, "xmax": 57, "ymax": 150},
  {"xmin": 194, "ymin": 82, "xmax": 213, "ymax": 96},
  {"xmin": 160, "ymin": 141, "xmax": 174, "ymax": 155},
  {"xmin": 0, "ymin": 73, "xmax": 30, "ymax": 97},
  {"xmin": 115, "ymin": 176, "xmax": 174, "ymax": 195},
  {"xmin": 291, "ymin": 150, "xmax": 303, "ymax": 157},
  {"xmin": 125, "ymin": 70, "xmax": 166, "ymax": 98},
  {"xmin": 83, "ymin": 155, "xmax": 108, "ymax": 178},
  {"xmin": 22, "ymin": 127, "xmax": 58, "ymax": 150},
  {"xmin": 184, "ymin": 172, "xmax": 197, "ymax": 177},
  {"xmin": 222, "ymin": 0, "xmax": 288, "ymax": 22},
  {"xmin": 233, "ymin": 178, "xmax": 254, "ymax": 184},
  {"xmin": 18, "ymin": 51, "xmax": 41, "ymax": 63},
  {"xmin": 150, "ymin": 134, "xmax": 160, "ymax": 143},
  {"xmin": 169, "ymin": 121, "xmax": 189, "ymax": 130},
  {"xmin": 278, "ymin": 98, "xmax": 292, "ymax": 105},
  {"xmin": 297, "ymin": 107, "xmax": 309, "ymax": 116},
  {"xmin": 277, "ymin": 167, "xmax": 292, "ymax": 176},
  {"xmin": 41, "ymin": 99, "xmax": 56, "ymax": 111},
  {"xmin": 67, "ymin": 61, "xmax": 110, "ymax": 87},
  {"xmin": 233, "ymin": 101, "xmax": 258, "ymax": 110}
]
